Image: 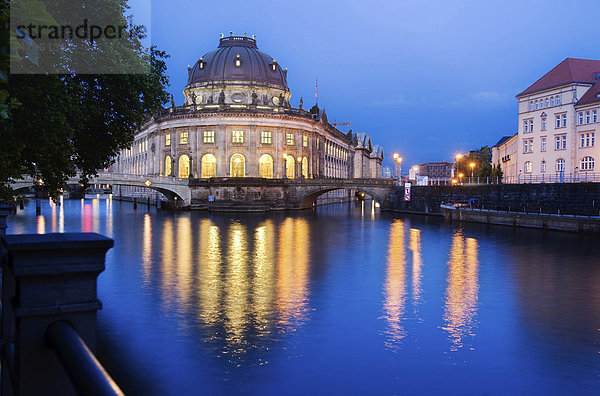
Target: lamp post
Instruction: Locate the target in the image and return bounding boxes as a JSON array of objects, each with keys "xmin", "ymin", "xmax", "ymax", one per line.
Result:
[
  {"xmin": 397, "ymin": 157, "xmax": 403, "ymax": 183},
  {"xmin": 282, "ymin": 153, "xmax": 287, "ymax": 179},
  {"xmin": 458, "ymin": 173, "xmax": 464, "ymax": 185},
  {"xmin": 393, "ymin": 153, "xmax": 399, "ymax": 177},
  {"xmin": 469, "ymin": 162, "xmax": 476, "ymax": 183},
  {"xmin": 455, "ymin": 154, "xmax": 462, "ymax": 179}
]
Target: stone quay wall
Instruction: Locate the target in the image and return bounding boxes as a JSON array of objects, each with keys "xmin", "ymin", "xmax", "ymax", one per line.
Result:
[{"xmin": 389, "ymin": 183, "xmax": 600, "ymax": 216}]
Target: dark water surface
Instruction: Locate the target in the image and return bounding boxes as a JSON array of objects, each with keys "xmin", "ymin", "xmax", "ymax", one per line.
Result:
[{"xmin": 7, "ymin": 198, "xmax": 600, "ymax": 395}]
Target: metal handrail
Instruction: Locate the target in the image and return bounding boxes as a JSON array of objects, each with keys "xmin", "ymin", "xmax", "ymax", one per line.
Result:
[{"xmin": 47, "ymin": 321, "xmax": 124, "ymax": 396}]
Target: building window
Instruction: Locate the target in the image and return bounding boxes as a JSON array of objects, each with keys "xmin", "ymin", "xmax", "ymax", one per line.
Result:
[
  {"xmin": 578, "ymin": 112, "xmax": 584, "ymax": 125},
  {"xmin": 178, "ymin": 154, "xmax": 190, "ymax": 178},
  {"xmin": 234, "ymin": 54, "xmax": 242, "ymax": 67},
  {"xmin": 285, "ymin": 155, "xmax": 295, "ymax": 179},
  {"xmin": 203, "ymin": 130, "xmax": 215, "ymax": 144},
  {"xmin": 556, "ymin": 158, "xmax": 565, "ymax": 172},
  {"xmin": 303, "ymin": 135, "xmax": 308, "ymax": 147},
  {"xmin": 232, "ymin": 130, "xmax": 244, "ymax": 144},
  {"xmin": 180, "ymin": 132, "xmax": 188, "ymax": 145},
  {"xmin": 165, "ymin": 155, "xmax": 172, "ymax": 176},
  {"xmin": 230, "ymin": 154, "xmax": 245, "ymax": 177},
  {"xmin": 550, "ymin": 97, "xmax": 555, "ymax": 107},
  {"xmin": 523, "ymin": 139, "xmax": 533, "ymax": 153},
  {"xmin": 541, "ymin": 137, "xmax": 546, "ymax": 152},
  {"xmin": 529, "ymin": 101, "xmax": 534, "ymax": 111},
  {"xmin": 555, "ymin": 135, "xmax": 567, "ymax": 150},
  {"xmin": 523, "ymin": 119, "xmax": 534, "ymax": 133},
  {"xmin": 580, "ymin": 132, "xmax": 595, "ymax": 147},
  {"xmin": 201, "ymin": 154, "xmax": 216, "ymax": 178},
  {"xmin": 261, "ymin": 131, "xmax": 272, "ymax": 144},
  {"xmin": 165, "ymin": 133, "xmax": 171, "ymax": 146},
  {"xmin": 555, "ymin": 115, "xmax": 561, "ymax": 128},
  {"xmin": 286, "ymin": 133, "xmax": 294, "ymax": 145},
  {"xmin": 541, "ymin": 117, "xmax": 547, "ymax": 131},
  {"xmin": 302, "ymin": 157, "xmax": 308, "ymax": 178},
  {"xmin": 541, "ymin": 160, "xmax": 547, "ymax": 173},
  {"xmin": 556, "ymin": 95, "xmax": 561, "ymax": 106},
  {"xmin": 524, "ymin": 161, "xmax": 532, "ymax": 173},
  {"xmin": 545, "ymin": 98, "xmax": 549, "ymax": 108},
  {"xmin": 581, "ymin": 156, "xmax": 595, "ymax": 171},
  {"xmin": 593, "ymin": 109, "xmax": 598, "ymax": 123},
  {"xmin": 586, "ymin": 111, "xmax": 591, "ymax": 124},
  {"xmin": 259, "ymin": 154, "xmax": 273, "ymax": 178},
  {"xmin": 535, "ymin": 100, "xmax": 539, "ymax": 110}
]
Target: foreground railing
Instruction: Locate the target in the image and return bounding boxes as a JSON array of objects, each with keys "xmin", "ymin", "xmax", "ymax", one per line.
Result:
[{"xmin": 0, "ymin": 229, "xmax": 123, "ymax": 395}]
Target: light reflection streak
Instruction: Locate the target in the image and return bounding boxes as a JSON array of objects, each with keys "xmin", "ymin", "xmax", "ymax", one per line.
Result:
[
  {"xmin": 141, "ymin": 214, "xmax": 152, "ymax": 286},
  {"xmin": 176, "ymin": 216, "xmax": 193, "ymax": 307},
  {"xmin": 105, "ymin": 196, "xmax": 113, "ymax": 237},
  {"xmin": 443, "ymin": 230, "xmax": 479, "ymax": 351},
  {"xmin": 58, "ymin": 196, "xmax": 64, "ymax": 233},
  {"xmin": 409, "ymin": 228, "xmax": 423, "ymax": 310},
  {"xmin": 252, "ymin": 220, "xmax": 276, "ymax": 335},
  {"xmin": 382, "ymin": 219, "xmax": 407, "ymax": 349},
  {"xmin": 92, "ymin": 199, "xmax": 99, "ymax": 233},
  {"xmin": 160, "ymin": 218, "xmax": 176, "ymax": 305},
  {"xmin": 197, "ymin": 219, "xmax": 222, "ymax": 329},
  {"xmin": 276, "ymin": 218, "xmax": 310, "ymax": 330},
  {"xmin": 50, "ymin": 199, "xmax": 57, "ymax": 232},
  {"xmin": 36, "ymin": 215, "xmax": 46, "ymax": 234}
]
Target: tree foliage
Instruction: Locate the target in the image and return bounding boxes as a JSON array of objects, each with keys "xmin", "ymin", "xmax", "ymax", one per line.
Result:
[
  {"xmin": 1, "ymin": 0, "xmax": 169, "ymax": 201},
  {"xmin": 457, "ymin": 146, "xmax": 493, "ymax": 178}
]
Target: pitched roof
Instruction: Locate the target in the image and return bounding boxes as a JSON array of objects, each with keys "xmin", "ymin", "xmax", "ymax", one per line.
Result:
[
  {"xmin": 517, "ymin": 58, "xmax": 600, "ymax": 97},
  {"xmin": 492, "ymin": 133, "xmax": 517, "ymax": 148},
  {"xmin": 577, "ymin": 78, "xmax": 600, "ymax": 107}
]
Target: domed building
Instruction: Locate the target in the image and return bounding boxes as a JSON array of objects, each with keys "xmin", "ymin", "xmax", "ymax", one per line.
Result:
[{"xmin": 113, "ymin": 34, "xmax": 383, "ymax": 206}]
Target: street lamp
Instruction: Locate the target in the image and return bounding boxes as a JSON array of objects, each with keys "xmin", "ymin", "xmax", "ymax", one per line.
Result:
[
  {"xmin": 397, "ymin": 157, "xmax": 403, "ymax": 182},
  {"xmin": 393, "ymin": 153, "xmax": 399, "ymax": 177},
  {"xmin": 455, "ymin": 154, "xmax": 463, "ymax": 178},
  {"xmin": 458, "ymin": 172, "xmax": 464, "ymax": 185},
  {"xmin": 469, "ymin": 162, "xmax": 476, "ymax": 181}
]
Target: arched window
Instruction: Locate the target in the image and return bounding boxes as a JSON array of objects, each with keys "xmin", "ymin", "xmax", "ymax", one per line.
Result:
[
  {"xmin": 302, "ymin": 157, "xmax": 308, "ymax": 178},
  {"xmin": 556, "ymin": 158, "xmax": 565, "ymax": 172},
  {"xmin": 259, "ymin": 154, "xmax": 273, "ymax": 178},
  {"xmin": 230, "ymin": 154, "xmax": 245, "ymax": 177},
  {"xmin": 556, "ymin": 95, "xmax": 561, "ymax": 105},
  {"xmin": 178, "ymin": 154, "xmax": 190, "ymax": 178},
  {"xmin": 285, "ymin": 155, "xmax": 295, "ymax": 179},
  {"xmin": 581, "ymin": 156, "xmax": 594, "ymax": 171},
  {"xmin": 524, "ymin": 161, "xmax": 532, "ymax": 173},
  {"xmin": 165, "ymin": 156, "xmax": 172, "ymax": 176},
  {"xmin": 550, "ymin": 96, "xmax": 555, "ymax": 107},
  {"xmin": 201, "ymin": 153, "xmax": 216, "ymax": 178}
]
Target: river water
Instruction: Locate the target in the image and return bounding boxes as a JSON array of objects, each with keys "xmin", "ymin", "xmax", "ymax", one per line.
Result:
[{"xmin": 6, "ymin": 197, "xmax": 600, "ymax": 395}]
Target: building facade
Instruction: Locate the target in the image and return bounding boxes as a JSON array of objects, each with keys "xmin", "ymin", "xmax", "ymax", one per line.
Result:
[
  {"xmin": 410, "ymin": 161, "xmax": 454, "ymax": 185},
  {"xmin": 495, "ymin": 58, "xmax": 600, "ymax": 183},
  {"xmin": 491, "ymin": 134, "xmax": 518, "ymax": 182},
  {"xmin": 114, "ymin": 35, "xmax": 383, "ymax": 183}
]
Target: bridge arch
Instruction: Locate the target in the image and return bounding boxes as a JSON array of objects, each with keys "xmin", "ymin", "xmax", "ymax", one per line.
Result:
[{"xmin": 298, "ymin": 186, "xmax": 387, "ymax": 209}]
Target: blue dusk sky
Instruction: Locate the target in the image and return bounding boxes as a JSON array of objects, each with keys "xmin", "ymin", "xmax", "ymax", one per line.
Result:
[{"xmin": 131, "ymin": 0, "xmax": 598, "ymax": 169}]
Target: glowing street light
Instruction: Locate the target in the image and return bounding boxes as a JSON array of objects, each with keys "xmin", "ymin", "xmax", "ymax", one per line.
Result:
[
  {"xmin": 393, "ymin": 153, "xmax": 399, "ymax": 177},
  {"xmin": 397, "ymin": 157, "xmax": 403, "ymax": 182},
  {"xmin": 145, "ymin": 180, "xmax": 152, "ymax": 187},
  {"xmin": 470, "ymin": 162, "xmax": 476, "ymax": 179},
  {"xmin": 458, "ymin": 172, "xmax": 464, "ymax": 185},
  {"xmin": 454, "ymin": 153, "xmax": 463, "ymax": 178}
]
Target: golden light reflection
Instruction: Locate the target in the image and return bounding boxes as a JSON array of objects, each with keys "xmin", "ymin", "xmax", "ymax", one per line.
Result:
[
  {"xmin": 252, "ymin": 220, "xmax": 276, "ymax": 334},
  {"xmin": 409, "ymin": 228, "xmax": 423, "ymax": 311},
  {"xmin": 105, "ymin": 196, "xmax": 113, "ymax": 237},
  {"xmin": 160, "ymin": 218, "xmax": 176, "ymax": 305},
  {"xmin": 92, "ymin": 199, "xmax": 99, "ymax": 233},
  {"xmin": 443, "ymin": 230, "xmax": 479, "ymax": 351},
  {"xmin": 382, "ymin": 219, "xmax": 407, "ymax": 349},
  {"xmin": 36, "ymin": 215, "xmax": 46, "ymax": 234},
  {"xmin": 58, "ymin": 196, "xmax": 64, "ymax": 233},
  {"xmin": 197, "ymin": 219, "xmax": 222, "ymax": 329},
  {"xmin": 141, "ymin": 214, "xmax": 152, "ymax": 286},
  {"xmin": 224, "ymin": 222, "xmax": 250, "ymax": 350},
  {"xmin": 176, "ymin": 216, "xmax": 193, "ymax": 307},
  {"xmin": 50, "ymin": 199, "xmax": 57, "ymax": 232},
  {"xmin": 276, "ymin": 218, "xmax": 310, "ymax": 329}
]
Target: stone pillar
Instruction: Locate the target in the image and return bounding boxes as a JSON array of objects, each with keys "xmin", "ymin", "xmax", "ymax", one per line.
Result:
[
  {"xmin": 0, "ymin": 233, "xmax": 114, "ymax": 395},
  {"xmin": 0, "ymin": 204, "xmax": 11, "ymax": 237}
]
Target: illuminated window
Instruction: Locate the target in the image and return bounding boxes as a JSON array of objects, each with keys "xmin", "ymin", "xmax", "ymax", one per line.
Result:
[
  {"xmin": 286, "ymin": 133, "xmax": 294, "ymax": 145},
  {"xmin": 302, "ymin": 156, "xmax": 308, "ymax": 178},
  {"xmin": 178, "ymin": 154, "xmax": 190, "ymax": 178},
  {"xmin": 285, "ymin": 155, "xmax": 295, "ymax": 179},
  {"xmin": 198, "ymin": 57, "xmax": 205, "ymax": 69},
  {"xmin": 201, "ymin": 154, "xmax": 216, "ymax": 178},
  {"xmin": 271, "ymin": 59, "xmax": 277, "ymax": 72},
  {"xmin": 581, "ymin": 156, "xmax": 595, "ymax": 171},
  {"xmin": 303, "ymin": 135, "xmax": 308, "ymax": 147},
  {"xmin": 230, "ymin": 154, "xmax": 245, "ymax": 177},
  {"xmin": 180, "ymin": 132, "xmax": 189, "ymax": 145},
  {"xmin": 556, "ymin": 158, "xmax": 565, "ymax": 172},
  {"xmin": 165, "ymin": 155, "xmax": 172, "ymax": 176},
  {"xmin": 261, "ymin": 131, "xmax": 272, "ymax": 144},
  {"xmin": 165, "ymin": 134, "xmax": 171, "ymax": 146},
  {"xmin": 203, "ymin": 130, "xmax": 215, "ymax": 144},
  {"xmin": 259, "ymin": 154, "xmax": 273, "ymax": 178},
  {"xmin": 232, "ymin": 130, "xmax": 244, "ymax": 144},
  {"xmin": 234, "ymin": 54, "xmax": 242, "ymax": 67}
]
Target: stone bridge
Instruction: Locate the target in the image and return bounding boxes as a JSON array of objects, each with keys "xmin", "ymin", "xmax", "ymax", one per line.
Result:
[{"xmin": 12, "ymin": 173, "xmax": 395, "ymax": 211}]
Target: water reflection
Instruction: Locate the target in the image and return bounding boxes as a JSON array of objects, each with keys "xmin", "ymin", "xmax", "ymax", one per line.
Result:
[
  {"xmin": 443, "ymin": 230, "xmax": 479, "ymax": 351},
  {"xmin": 382, "ymin": 219, "xmax": 407, "ymax": 348},
  {"xmin": 409, "ymin": 228, "xmax": 423, "ymax": 312}
]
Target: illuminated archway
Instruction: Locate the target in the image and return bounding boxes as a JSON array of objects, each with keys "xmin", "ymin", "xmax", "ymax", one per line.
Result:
[
  {"xmin": 178, "ymin": 154, "xmax": 190, "ymax": 178},
  {"xmin": 165, "ymin": 155, "xmax": 172, "ymax": 176},
  {"xmin": 302, "ymin": 157, "xmax": 308, "ymax": 178},
  {"xmin": 285, "ymin": 155, "xmax": 295, "ymax": 179},
  {"xmin": 230, "ymin": 154, "xmax": 246, "ymax": 177},
  {"xmin": 259, "ymin": 154, "xmax": 274, "ymax": 178},
  {"xmin": 201, "ymin": 153, "xmax": 217, "ymax": 178}
]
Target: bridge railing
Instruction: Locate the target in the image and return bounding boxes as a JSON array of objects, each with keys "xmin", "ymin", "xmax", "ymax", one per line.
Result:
[{"xmin": 0, "ymin": 230, "xmax": 123, "ymax": 395}]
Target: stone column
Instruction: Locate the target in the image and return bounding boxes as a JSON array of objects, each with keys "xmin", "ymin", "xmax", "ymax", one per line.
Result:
[
  {"xmin": 0, "ymin": 204, "xmax": 11, "ymax": 237},
  {"xmin": 1, "ymin": 233, "xmax": 114, "ymax": 395}
]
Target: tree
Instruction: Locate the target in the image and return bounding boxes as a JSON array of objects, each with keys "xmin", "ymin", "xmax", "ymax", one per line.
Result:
[
  {"xmin": 457, "ymin": 146, "xmax": 492, "ymax": 179},
  {"xmin": 1, "ymin": 0, "xmax": 169, "ymax": 201}
]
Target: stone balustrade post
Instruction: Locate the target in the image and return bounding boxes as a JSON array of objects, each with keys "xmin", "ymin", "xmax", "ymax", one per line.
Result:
[
  {"xmin": 0, "ymin": 233, "xmax": 114, "ymax": 395},
  {"xmin": 0, "ymin": 204, "xmax": 11, "ymax": 236}
]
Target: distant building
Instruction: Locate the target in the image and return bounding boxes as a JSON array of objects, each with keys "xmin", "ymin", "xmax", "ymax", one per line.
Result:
[
  {"xmin": 413, "ymin": 161, "xmax": 454, "ymax": 185},
  {"xmin": 491, "ymin": 133, "xmax": 518, "ymax": 182},
  {"xmin": 494, "ymin": 58, "xmax": 600, "ymax": 182}
]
